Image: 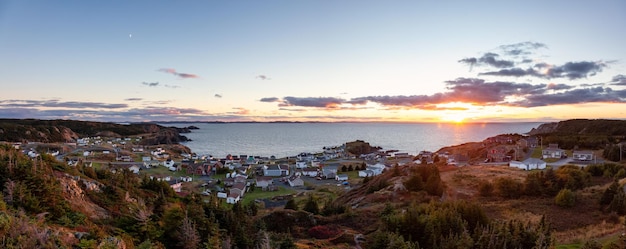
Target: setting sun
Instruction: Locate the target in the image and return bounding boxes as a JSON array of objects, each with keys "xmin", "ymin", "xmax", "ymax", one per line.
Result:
[{"xmin": 441, "ymin": 113, "xmax": 467, "ymax": 123}]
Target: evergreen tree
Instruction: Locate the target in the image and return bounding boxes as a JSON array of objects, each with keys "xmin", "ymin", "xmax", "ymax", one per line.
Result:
[
  {"xmin": 284, "ymin": 199, "xmax": 298, "ymax": 210},
  {"xmin": 404, "ymin": 173, "xmax": 424, "ymax": 192},
  {"xmin": 601, "ymin": 179, "xmax": 620, "ymax": 205},
  {"xmin": 303, "ymin": 196, "xmax": 319, "ymax": 214}
]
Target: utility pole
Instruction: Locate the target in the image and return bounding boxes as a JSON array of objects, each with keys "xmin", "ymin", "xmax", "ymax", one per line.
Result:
[{"xmin": 620, "ymin": 143, "xmax": 623, "ymax": 162}]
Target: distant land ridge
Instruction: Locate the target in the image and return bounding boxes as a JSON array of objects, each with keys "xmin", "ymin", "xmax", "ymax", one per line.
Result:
[
  {"xmin": 0, "ymin": 119, "xmax": 189, "ymax": 145},
  {"xmin": 528, "ymin": 119, "xmax": 626, "ymax": 136}
]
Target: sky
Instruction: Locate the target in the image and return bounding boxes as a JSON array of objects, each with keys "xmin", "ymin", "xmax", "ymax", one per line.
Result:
[{"xmin": 1, "ymin": 0, "xmax": 625, "ymax": 123}]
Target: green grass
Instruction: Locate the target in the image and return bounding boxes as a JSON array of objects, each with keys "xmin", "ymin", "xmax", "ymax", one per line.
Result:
[
  {"xmin": 531, "ymin": 147, "xmax": 543, "ymax": 158},
  {"xmin": 555, "ymin": 244, "xmax": 581, "ymax": 249},
  {"xmin": 142, "ymin": 165, "xmax": 188, "ymax": 178},
  {"xmin": 242, "ymin": 186, "xmax": 296, "ymax": 205}
]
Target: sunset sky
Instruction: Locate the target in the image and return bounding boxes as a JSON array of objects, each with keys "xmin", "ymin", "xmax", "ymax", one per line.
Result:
[{"xmin": 1, "ymin": 1, "xmax": 625, "ymax": 123}]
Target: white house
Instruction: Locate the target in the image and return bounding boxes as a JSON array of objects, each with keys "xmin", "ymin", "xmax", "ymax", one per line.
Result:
[
  {"xmin": 301, "ymin": 167, "xmax": 319, "ymax": 177},
  {"xmin": 163, "ymin": 159, "xmax": 175, "ymax": 168},
  {"xmin": 542, "ymin": 144, "xmax": 565, "ymax": 159},
  {"xmin": 366, "ymin": 163, "xmax": 386, "ymax": 175},
  {"xmin": 509, "ymin": 158, "xmax": 547, "ymax": 170},
  {"xmin": 336, "ymin": 174, "xmax": 349, "ymax": 181},
  {"xmin": 255, "ymin": 176, "xmax": 273, "ymax": 190},
  {"xmin": 295, "ymin": 161, "xmax": 308, "ymax": 169},
  {"xmin": 358, "ymin": 169, "xmax": 375, "ymax": 177},
  {"xmin": 226, "ymin": 192, "xmax": 240, "ymax": 204},
  {"xmin": 128, "ymin": 165, "xmax": 141, "ymax": 174},
  {"xmin": 573, "ymin": 151, "xmax": 594, "ymax": 161},
  {"xmin": 264, "ymin": 165, "xmax": 282, "ymax": 176},
  {"xmin": 287, "ymin": 175, "xmax": 304, "ymax": 187},
  {"xmin": 322, "ymin": 166, "xmax": 338, "ymax": 179}
]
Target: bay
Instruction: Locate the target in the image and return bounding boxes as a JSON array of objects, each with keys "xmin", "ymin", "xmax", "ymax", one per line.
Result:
[{"xmin": 164, "ymin": 122, "xmax": 543, "ymax": 158}]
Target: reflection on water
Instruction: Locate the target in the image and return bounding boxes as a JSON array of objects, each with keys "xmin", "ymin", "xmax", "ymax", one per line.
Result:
[{"xmin": 167, "ymin": 122, "xmax": 542, "ymax": 158}]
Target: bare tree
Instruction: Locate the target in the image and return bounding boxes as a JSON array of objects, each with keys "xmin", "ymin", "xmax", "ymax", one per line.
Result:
[
  {"xmin": 178, "ymin": 215, "xmax": 200, "ymax": 249},
  {"xmin": 3, "ymin": 179, "xmax": 15, "ymax": 205}
]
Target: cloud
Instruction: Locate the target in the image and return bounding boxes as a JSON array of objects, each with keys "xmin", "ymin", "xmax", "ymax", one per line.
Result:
[
  {"xmin": 611, "ymin": 74, "xmax": 626, "ymax": 86},
  {"xmin": 459, "ymin": 52, "xmax": 515, "ymax": 69},
  {"xmin": 125, "ymin": 98, "xmax": 143, "ymax": 101},
  {"xmin": 214, "ymin": 94, "xmax": 222, "ymax": 98},
  {"xmin": 256, "ymin": 75, "xmax": 271, "ymax": 80},
  {"xmin": 228, "ymin": 107, "xmax": 250, "ymax": 115},
  {"xmin": 512, "ymin": 87, "xmax": 625, "ymax": 107},
  {"xmin": 480, "ymin": 61, "xmax": 607, "ymax": 80},
  {"xmin": 259, "ymin": 97, "xmax": 280, "ymax": 102},
  {"xmin": 142, "ymin": 82, "xmax": 159, "ymax": 87},
  {"xmin": 280, "ymin": 96, "xmax": 345, "ymax": 108},
  {"xmin": 0, "ymin": 99, "xmax": 128, "ymax": 109},
  {"xmin": 269, "ymin": 75, "xmax": 626, "ymax": 110},
  {"xmin": 158, "ymin": 68, "xmax": 199, "ymax": 79},
  {"xmin": 499, "ymin": 41, "xmax": 547, "ymax": 55},
  {"xmin": 164, "ymin": 84, "xmax": 181, "ymax": 89}
]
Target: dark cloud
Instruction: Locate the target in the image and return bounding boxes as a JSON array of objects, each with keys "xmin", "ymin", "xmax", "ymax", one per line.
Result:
[
  {"xmin": 125, "ymin": 98, "xmax": 143, "ymax": 101},
  {"xmin": 512, "ymin": 87, "xmax": 625, "ymax": 107},
  {"xmin": 480, "ymin": 68, "xmax": 539, "ymax": 77},
  {"xmin": 214, "ymin": 94, "xmax": 223, "ymax": 98},
  {"xmin": 259, "ymin": 97, "xmax": 280, "ymax": 102},
  {"xmin": 539, "ymin": 61, "xmax": 607, "ymax": 79},
  {"xmin": 142, "ymin": 82, "xmax": 159, "ymax": 87},
  {"xmin": 480, "ymin": 61, "xmax": 607, "ymax": 80},
  {"xmin": 611, "ymin": 74, "xmax": 626, "ymax": 85},
  {"xmin": 459, "ymin": 52, "xmax": 514, "ymax": 69},
  {"xmin": 280, "ymin": 97, "xmax": 345, "ymax": 108},
  {"xmin": 158, "ymin": 68, "xmax": 199, "ymax": 79},
  {"xmin": 256, "ymin": 75, "xmax": 271, "ymax": 80},
  {"xmin": 272, "ymin": 75, "xmax": 625, "ymax": 110}
]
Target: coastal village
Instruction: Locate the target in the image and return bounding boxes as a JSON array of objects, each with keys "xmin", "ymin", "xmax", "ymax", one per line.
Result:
[
  {"xmin": 9, "ymin": 129, "xmax": 606, "ymax": 206},
  {"xmin": 2, "ymin": 119, "xmax": 626, "ymax": 248}
]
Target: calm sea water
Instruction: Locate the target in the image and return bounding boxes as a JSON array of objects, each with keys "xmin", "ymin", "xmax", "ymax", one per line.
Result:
[{"xmin": 163, "ymin": 122, "xmax": 543, "ymax": 158}]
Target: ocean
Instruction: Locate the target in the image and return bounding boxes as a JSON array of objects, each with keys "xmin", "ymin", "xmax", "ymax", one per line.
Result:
[{"xmin": 163, "ymin": 122, "xmax": 543, "ymax": 158}]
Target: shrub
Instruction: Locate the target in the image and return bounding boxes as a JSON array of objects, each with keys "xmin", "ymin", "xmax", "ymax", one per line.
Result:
[
  {"xmin": 555, "ymin": 189, "xmax": 575, "ymax": 208},
  {"xmin": 308, "ymin": 225, "xmax": 340, "ymax": 239},
  {"xmin": 284, "ymin": 199, "xmax": 298, "ymax": 210},
  {"xmin": 495, "ymin": 177, "xmax": 523, "ymax": 199},
  {"xmin": 477, "ymin": 180, "xmax": 494, "ymax": 197}
]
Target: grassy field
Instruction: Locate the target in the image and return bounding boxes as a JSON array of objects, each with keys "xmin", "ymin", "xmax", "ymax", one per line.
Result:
[
  {"xmin": 242, "ymin": 186, "xmax": 296, "ymax": 205},
  {"xmin": 142, "ymin": 165, "xmax": 189, "ymax": 178}
]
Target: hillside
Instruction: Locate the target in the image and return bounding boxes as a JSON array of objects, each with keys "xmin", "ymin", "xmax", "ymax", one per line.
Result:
[
  {"xmin": 527, "ymin": 119, "xmax": 626, "ymax": 150},
  {"xmin": 0, "ymin": 119, "xmax": 188, "ymax": 145},
  {"xmin": 529, "ymin": 119, "xmax": 626, "ymax": 136}
]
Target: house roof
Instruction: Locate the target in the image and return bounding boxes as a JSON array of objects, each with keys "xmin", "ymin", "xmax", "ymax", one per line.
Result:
[
  {"xmin": 266, "ymin": 165, "xmax": 280, "ymax": 170},
  {"xmin": 256, "ymin": 176, "xmax": 273, "ymax": 182},
  {"xmin": 523, "ymin": 158, "xmax": 545, "ymax": 164},
  {"xmin": 336, "ymin": 174, "xmax": 348, "ymax": 178},
  {"xmin": 543, "ymin": 147, "xmax": 564, "ymax": 152},
  {"xmin": 232, "ymin": 182, "xmax": 246, "ymax": 190},
  {"xmin": 573, "ymin": 150, "xmax": 594, "ymax": 155}
]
